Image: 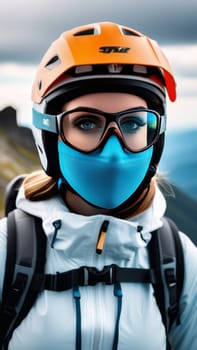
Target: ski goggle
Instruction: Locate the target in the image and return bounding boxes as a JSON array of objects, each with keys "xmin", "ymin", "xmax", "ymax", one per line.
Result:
[{"xmin": 33, "ymin": 106, "xmax": 166, "ymax": 153}]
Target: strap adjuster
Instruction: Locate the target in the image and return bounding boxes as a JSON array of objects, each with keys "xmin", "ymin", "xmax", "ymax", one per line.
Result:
[{"xmin": 165, "ymin": 268, "xmax": 176, "ymax": 287}]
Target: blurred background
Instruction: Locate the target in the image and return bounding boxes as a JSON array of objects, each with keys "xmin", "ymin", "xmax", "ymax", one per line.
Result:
[{"xmin": 0, "ymin": 0, "xmax": 197, "ymax": 242}]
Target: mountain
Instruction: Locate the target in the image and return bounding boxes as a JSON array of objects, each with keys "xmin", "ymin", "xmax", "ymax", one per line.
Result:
[
  {"xmin": 153, "ymin": 128, "xmax": 197, "ymax": 243},
  {"xmin": 159, "ymin": 129, "xmax": 197, "ymax": 201},
  {"xmin": 0, "ymin": 107, "xmax": 39, "ymax": 214},
  {"xmin": 162, "ymin": 185, "xmax": 197, "ymax": 245},
  {"xmin": 0, "ymin": 106, "xmax": 36, "ymax": 151}
]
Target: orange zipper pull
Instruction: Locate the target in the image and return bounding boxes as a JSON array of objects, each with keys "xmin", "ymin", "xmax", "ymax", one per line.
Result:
[{"xmin": 96, "ymin": 220, "xmax": 109, "ymax": 254}]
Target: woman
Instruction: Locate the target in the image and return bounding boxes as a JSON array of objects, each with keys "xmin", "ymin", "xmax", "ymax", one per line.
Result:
[{"xmin": 0, "ymin": 22, "xmax": 197, "ymax": 349}]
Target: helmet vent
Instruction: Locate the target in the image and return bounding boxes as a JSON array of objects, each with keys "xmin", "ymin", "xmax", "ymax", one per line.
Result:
[
  {"xmin": 121, "ymin": 27, "xmax": 141, "ymax": 37},
  {"xmin": 45, "ymin": 55, "xmax": 61, "ymax": 70},
  {"xmin": 73, "ymin": 28, "xmax": 97, "ymax": 36}
]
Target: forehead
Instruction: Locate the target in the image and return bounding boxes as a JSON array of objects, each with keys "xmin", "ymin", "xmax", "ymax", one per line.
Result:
[{"xmin": 63, "ymin": 92, "xmax": 147, "ymax": 112}]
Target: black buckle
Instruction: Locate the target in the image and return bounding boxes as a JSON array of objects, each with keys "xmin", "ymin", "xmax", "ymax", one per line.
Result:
[{"xmin": 86, "ymin": 265, "xmax": 112, "ymax": 286}]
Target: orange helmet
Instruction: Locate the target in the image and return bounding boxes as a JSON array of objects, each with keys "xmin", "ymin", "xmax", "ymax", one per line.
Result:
[
  {"xmin": 32, "ymin": 21, "xmax": 176, "ymax": 105},
  {"xmin": 31, "ymin": 22, "xmax": 176, "ymax": 178}
]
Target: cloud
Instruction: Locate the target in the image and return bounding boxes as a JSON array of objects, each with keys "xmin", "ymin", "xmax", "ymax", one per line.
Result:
[
  {"xmin": 0, "ymin": 63, "xmax": 35, "ymax": 124},
  {"xmin": 163, "ymin": 44, "xmax": 197, "ymax": 77},
  {"xmin": 1, "ymin": 0, "xmax": 197, "ymax": 63},
  {"xmin": 162, "ymin": 44, "xmax": 197, "ymax": 99},
  {"xmin": 167, "ymin": 97, "xmax": 197, "ymax": 129}
]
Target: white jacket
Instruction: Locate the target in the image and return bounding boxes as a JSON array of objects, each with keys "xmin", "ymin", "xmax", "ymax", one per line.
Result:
[{"xmin": 0, "ymin": 186, "xmax": 197, "ymax": 350}]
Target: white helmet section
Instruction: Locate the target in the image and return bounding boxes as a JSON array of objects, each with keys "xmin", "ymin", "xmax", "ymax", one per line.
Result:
[{"xmin": 32, "ymin": 126, "xmax": 48, "ymax": 173}]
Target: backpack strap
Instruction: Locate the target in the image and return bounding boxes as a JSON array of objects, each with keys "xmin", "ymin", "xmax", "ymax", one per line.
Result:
[
  {"xmin": 0, "ymin": 209, "xmax": 46, "ymax": 349},
  {"xmin": 4, "ymin": 174, "xmax": 26, "ymax": 216},
  {"xmin": 148, "ymin": 217, "xmax": 184, "ymax": 345},
  {"xmin": 29, "ymin": 264, "xmax": 158, "ymax": 293}
]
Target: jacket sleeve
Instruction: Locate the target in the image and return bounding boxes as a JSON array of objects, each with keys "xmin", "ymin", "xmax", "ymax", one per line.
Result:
[
  {"xmin": 169, "ymin": 232, "xmax": 197, "ymax": 350},
  {"xmin": 0, "ymin": 217, "xmax": 7, "ymax": 303}
]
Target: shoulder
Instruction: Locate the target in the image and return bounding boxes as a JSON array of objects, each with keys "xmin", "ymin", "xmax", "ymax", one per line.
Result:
[
  {"xmin": 178, "ymin": 231, "xmax": 197, "ymax": 321},
  {"xmin": 169, "ymin": 231, "xmax": 197, "ymax": 348},
  {"xmin": 179, "ymin": 231, "xmax": 197, "ymax": 265},
  {"xmin": 179, "ymin": 231, "xmax": 197, "ymax": 287}
]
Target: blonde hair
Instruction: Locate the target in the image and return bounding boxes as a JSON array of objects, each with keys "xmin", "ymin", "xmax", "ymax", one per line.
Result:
[
  {"xmin": 23, "ymin": 170, "xmax": 58, "ymax": 201},
  {"xmin": 155, "ymin": 173, "xmax": 175, "ymax": 198}
]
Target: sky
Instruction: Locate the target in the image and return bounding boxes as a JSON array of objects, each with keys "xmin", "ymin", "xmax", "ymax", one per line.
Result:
[{"xmin": 0, "ymin": 0, "xmax": 197, "ymax": 130}]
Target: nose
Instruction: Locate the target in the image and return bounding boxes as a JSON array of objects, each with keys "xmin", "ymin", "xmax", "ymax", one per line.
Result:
[
  {"xmin": 105, "ymin": 121, "xmax": 122, "ymax": 136},
  {"xmin": 101, "ymin": 120, "xmax": 123, "ymax": 150},
  {"xmin": 101, "ymin": 135, "xmax": 126, "ymax": 160}
]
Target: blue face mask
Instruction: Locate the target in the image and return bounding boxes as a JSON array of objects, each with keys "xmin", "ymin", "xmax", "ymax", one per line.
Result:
[{"xmin": 58, "ymin": 136, "xmax": 153, "ymax": 209}]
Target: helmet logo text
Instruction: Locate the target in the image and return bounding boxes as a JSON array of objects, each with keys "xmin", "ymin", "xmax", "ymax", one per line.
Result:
[
  {"xmin": 99, "ymin": 46, "xmax": 130, "ymax": 54},
  {"xmin": 43, "ymin": 118, "xmax": 50, "ymax": 127}
]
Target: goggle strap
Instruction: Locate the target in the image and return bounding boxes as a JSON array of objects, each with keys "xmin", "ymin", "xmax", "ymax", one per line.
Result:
[
  {"xmin": 160, "ymin": 115, "xmax": 166, "ymax": 135},
  {"xmin": 33, "ymin": 109, "xmax": 58, "ymax": 133}
]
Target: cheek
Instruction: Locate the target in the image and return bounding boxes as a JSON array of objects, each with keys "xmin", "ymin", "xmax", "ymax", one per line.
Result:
[{"xmin": 124, "ymin": 126, "xmax": 148, "ymax": 149}]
